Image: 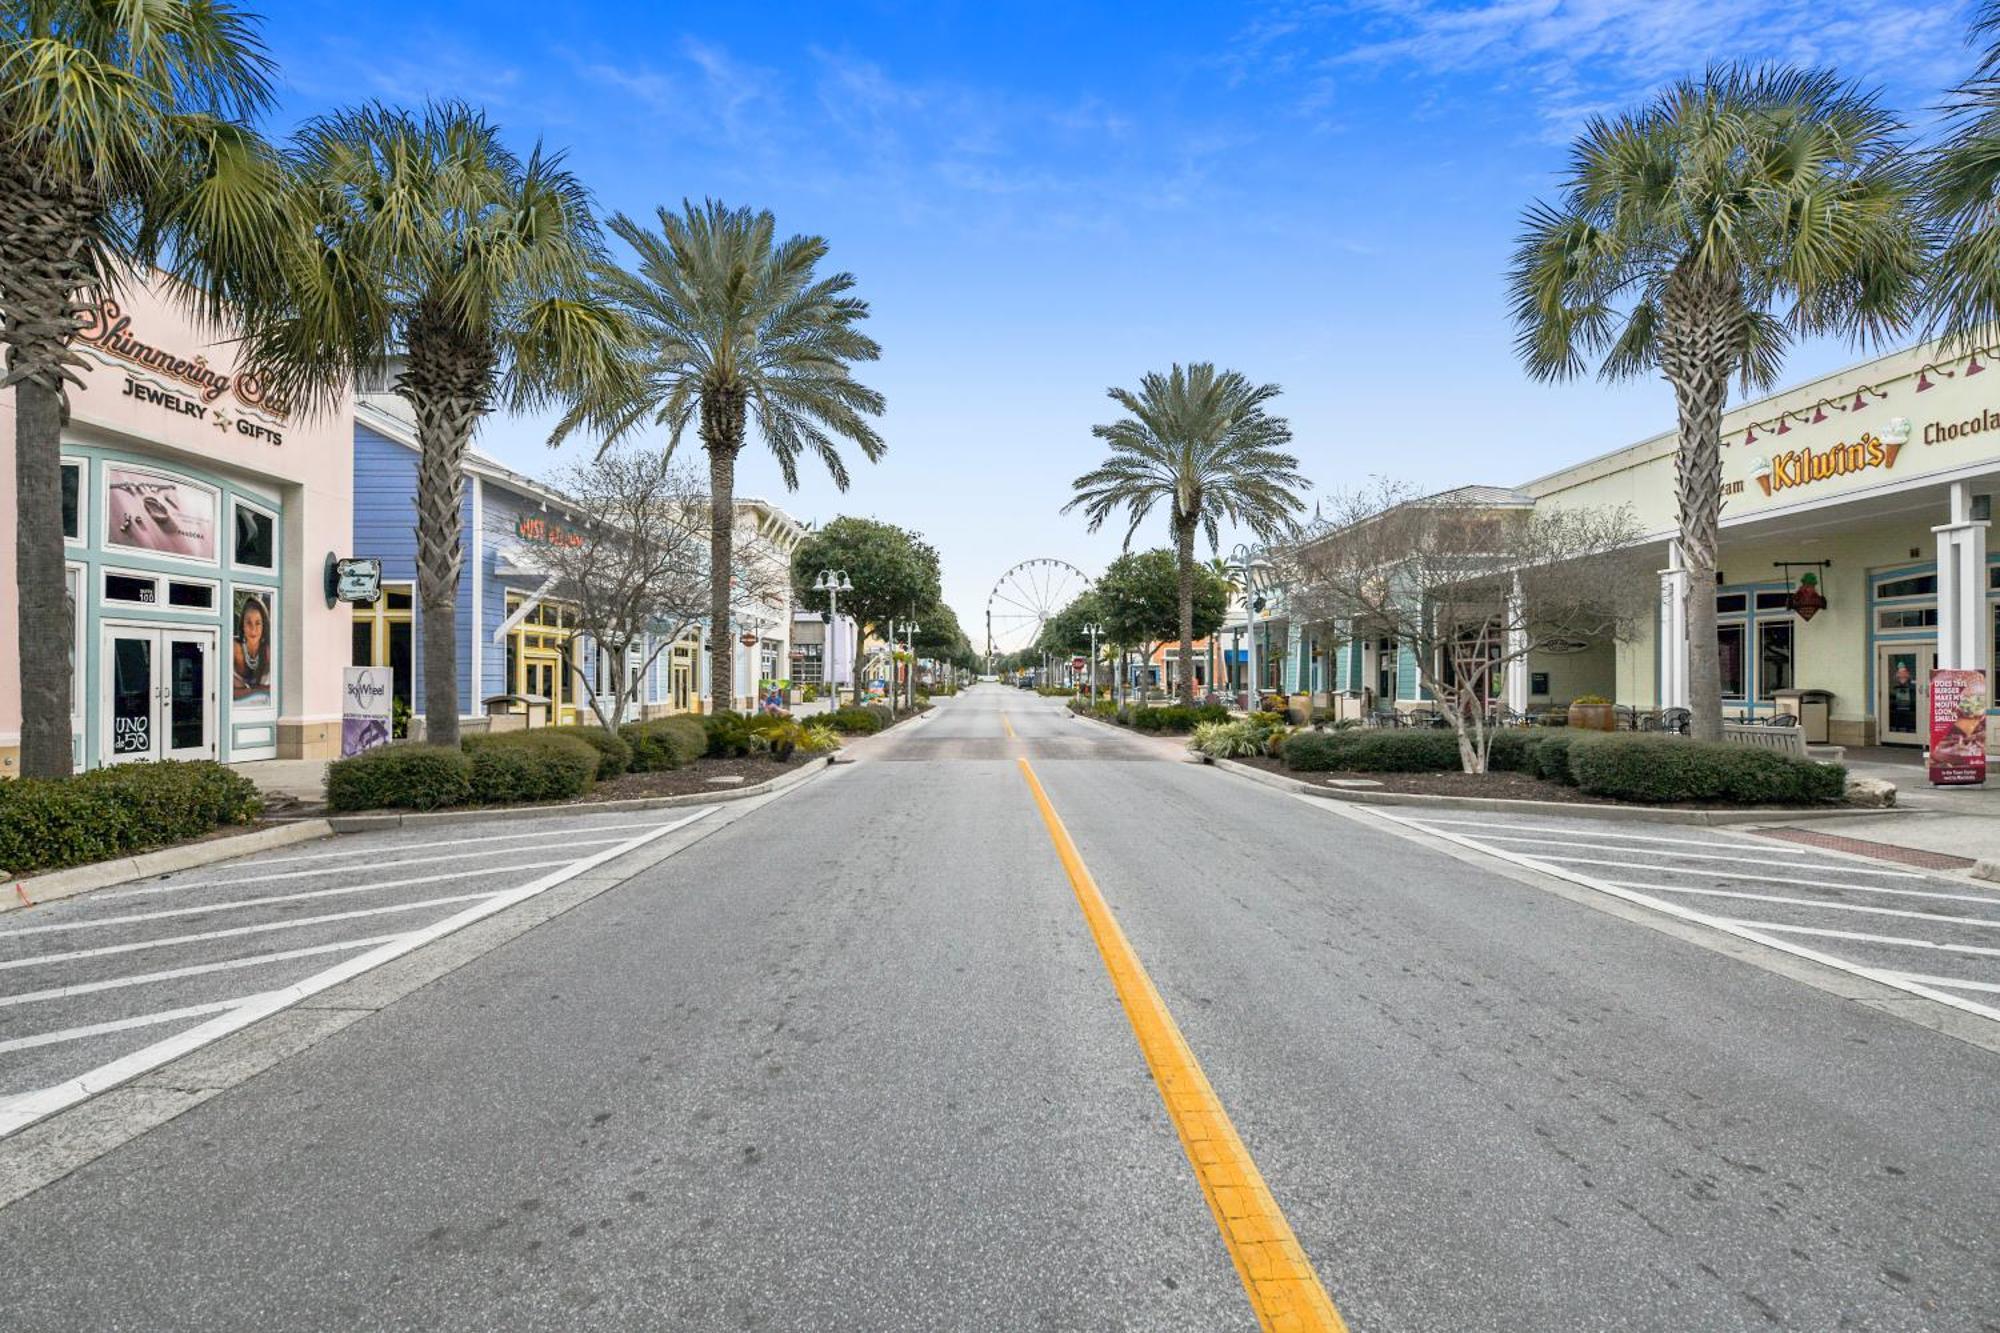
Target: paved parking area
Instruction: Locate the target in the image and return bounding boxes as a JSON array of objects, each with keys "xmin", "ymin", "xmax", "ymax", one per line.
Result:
[
  {"xmin": 0, "ymin": 806, "xmax": 716, "ymax": 1136},
  {"xmin": 1368, "ymin": 808, "xmax": 2000, "ymax": 1025}
]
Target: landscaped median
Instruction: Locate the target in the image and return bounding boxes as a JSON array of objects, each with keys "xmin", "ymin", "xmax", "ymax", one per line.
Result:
[{"xmin": 1188, "ymin": 722, "xmax": 1880, "ymax": 817}]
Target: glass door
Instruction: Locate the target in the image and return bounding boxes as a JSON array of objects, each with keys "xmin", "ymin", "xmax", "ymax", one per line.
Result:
[
  {"xmin": 106, "ymin": 630, "xmax": 158, "ymax": 763},
  {"xmin": 163, "ymin": 630, "xmax": 215, "ymax": 760},
  {"xmin": 1877, "ymin": 644, "xmax": 1936, "ymax": 745}
]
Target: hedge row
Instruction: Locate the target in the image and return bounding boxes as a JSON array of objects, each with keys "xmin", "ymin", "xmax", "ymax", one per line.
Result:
[
  {"xmin": 0, "ymin": 761, "xmax": 263, "ymax": 875},
  {"xmin": 1276, "ymin": 727, "xmax": 1844, "ymax": 804},
  {"xmin": 327, "ymin": 730, "xmax": 601, "ymax": 812},
  {"xmin": 620, "ymin": 716, "xmax": 707, "ymax": 771},
  {"xmin": 826, "ymin": 705, "xmax": 894, "ymax": 735}
]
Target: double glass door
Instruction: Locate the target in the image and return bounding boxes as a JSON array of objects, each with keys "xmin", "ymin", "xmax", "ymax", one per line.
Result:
[{"xmin": 104, "ymin": 626, "xmax": 216, "ymax": 763}]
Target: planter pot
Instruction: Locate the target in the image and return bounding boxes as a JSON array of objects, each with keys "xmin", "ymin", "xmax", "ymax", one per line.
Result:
[{"xmin": 1568, "ymin": 702, "xmax": 1616, "ymax": 731}]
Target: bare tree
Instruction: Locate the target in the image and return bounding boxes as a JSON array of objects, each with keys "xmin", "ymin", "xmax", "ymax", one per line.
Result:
[
  {"xmin": 495, "ymin": 451, "xmax": 776, "ymax": 731},
  {"xmin": 1281, "ymin": 479, "xmax": 1654, "ymax": 773}
]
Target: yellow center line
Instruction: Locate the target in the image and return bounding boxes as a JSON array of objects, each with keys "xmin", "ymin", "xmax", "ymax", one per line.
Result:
[
  {"xmin": 1015, "ymin": 757, "xmax": 1348, "ymax": 1333},
  {"xmin": 1001, "ymin": 713, "xmax": 1017, "ymax": 739}
]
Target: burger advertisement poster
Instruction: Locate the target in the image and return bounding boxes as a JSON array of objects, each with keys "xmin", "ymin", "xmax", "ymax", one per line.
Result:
[{"xmin": 1928, "ymin": 669, "xmax": 1989, "ymax": 787}]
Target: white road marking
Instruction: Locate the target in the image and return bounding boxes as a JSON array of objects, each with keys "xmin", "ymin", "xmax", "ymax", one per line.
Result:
[
  {"xmin": 1553, "ymin": 867, "xmax": 2000, "ymax": 908},
  {"xmin": 231, "ymin": 820, "xmax": 674, "ymax": 869},
  {"xmin": 1326, "ymin": 799, "xmax": 2000, "ymax": 1029},
  {"xmin": 1872, "ymin": 971, "xmax": 2000, "ymax": 995},
  {"xmin": 2, "ymin": 860, "xmax": 572, "ymax": 937},
  {"xmin": 92, "ymin": 840, "xmax": 635, "ymax": 900},
  {"xmin": 0, "ymin": 934, "xmax": 408, "ymax": 1009},
  {"xmin": 0, "ymin": 893, "xmax": 500, "ymax": 972},
  {"xmin": 1398, "ymin": 816, "xmax": 1816, "ymax": 853},
  {"xmin": 1594, "ymin": 879, "xmax": 2000, "ymax": 931},
  {"xmin": 1450, "ymin": 832, "xmax": 1922, "ymax": 874},
  {"xmin": 0, "ymin": 992, "xmax": 279, "ymax": 1055},
  {"xmin": 1506, "ymin": 853, "xmax": 1935, "ymax": 891},
  {"xmin": 0, "ymin": 806, "xmax": 719, "ymax": 1138},
  {"xmin": 1709, "ymin": 919, "xmax": 2000, "ymax": 960}
]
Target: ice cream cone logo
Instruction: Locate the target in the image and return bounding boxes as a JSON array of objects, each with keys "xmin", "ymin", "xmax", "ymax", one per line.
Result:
[{"xmin": 1751, "ymin": 458, "xmax": 1773, "ymax": 496}]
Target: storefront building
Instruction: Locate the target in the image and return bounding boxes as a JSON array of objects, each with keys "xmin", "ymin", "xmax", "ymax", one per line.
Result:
[
  {"xmin": 0, "ymin": 278, "xmax": 354, "ymax": 774},
  {"xmin": 1292, "ymin": 339, "xmax": 1997, "ymax": 748},
  {"xmin": 353, "ymin": 393, "xmax": 801, "ymax": 726}
]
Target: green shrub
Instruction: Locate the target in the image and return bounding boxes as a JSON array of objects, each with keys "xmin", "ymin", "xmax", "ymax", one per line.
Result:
[
  {"xmin": 1279, "ymin": 729, "xmax": 1470, "ymax": 772},
  {"xmin": 826, "ymin": 706, "xmax": 885, "ymax": 735},
  {"xmin": 1128, "ymin": 703, "xmax": 1229, "ymax": 734},
  {"xmin": 549, "ymin": 724, "xmax": 632, "ymax": 779},
  {"xmin": 325, "ymin": 745, "xmax": 472, "ymax": 812},
  {"xmin": 702, "ymin": 711, "xmax": 758, "ymax": 756},
  {"xmin": 1527, "ymin": 731, "xmax": 1584, "ymax": 784},
  {"xmin": 797, "ymin": 723, "xmax": 841, "ymax": 755},
  {"xmin": 1484, "ymin": 729, "xmax": 1534, "ymax": 773},
  {"xmin": 1569, "ymin": 735, "xmax": 1846, "ymax": 804},
  {"xmin": 619, "ymin": 716, "xmax": 708, "ymax": 772},
  {"xmin": 1281, "ymin": 730, "xmax": 1358, "ymax": 771},
  {"xmin": 1188, "ymin": 720, "xmax": 1263, "ymax": 759},
  {"xmin": 0, "ymin": 761, "xmax": 263, "ymax": 875},
  {"xmin": 462, "ymin": 731, "xmax": 600, "ymax": 802}
]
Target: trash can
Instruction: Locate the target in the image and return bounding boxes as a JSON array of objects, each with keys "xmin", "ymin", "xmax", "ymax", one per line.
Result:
[
  {"xmin": 483, "ymin": 693, "xmax": 551, "ymax": 728},
  {"xmin": 1772, "ymin": 688, "xmax": 1833, "ymax": 743}
]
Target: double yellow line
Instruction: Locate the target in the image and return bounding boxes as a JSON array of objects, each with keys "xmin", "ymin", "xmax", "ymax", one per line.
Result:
[{"xmin": 1016, "ymin": 757, "xmax": 1348, "ymax": 1332}]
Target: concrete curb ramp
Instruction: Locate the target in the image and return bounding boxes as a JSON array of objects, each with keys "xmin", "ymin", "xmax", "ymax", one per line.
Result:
[
  {"xmin": 4, "ymin": 821, "xmax": 334, "ymax": 916},
  {"xmin": 1204, "ymin": 755, "xmax": 1908, "ymax": 827}
]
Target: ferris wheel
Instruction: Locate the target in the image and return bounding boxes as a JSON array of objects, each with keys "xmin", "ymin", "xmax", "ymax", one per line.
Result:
[{"xmin": 985, "ymin": 558, "xmax": 1091, "ymax": 658}]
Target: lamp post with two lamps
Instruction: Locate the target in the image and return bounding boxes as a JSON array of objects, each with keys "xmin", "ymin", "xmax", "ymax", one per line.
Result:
[
  {"xmin": 1230, "ymin": 542, "xmax": 1271, "ymax": 712},
  {"xmin": 811, "ymin": 569, "xmax": 853, "ymax": 706}
]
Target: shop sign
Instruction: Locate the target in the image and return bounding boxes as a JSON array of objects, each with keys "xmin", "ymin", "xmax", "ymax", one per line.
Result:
[
  {"xmin": 1750, "ymin": 433, "xmax": 1900, "ymax": 497},
  {"xmin": 78, "ymin": 299, "xmax": 288, "ymax": 430},
  {"xmin": 1929, "ymin": 669, "xmax": 1989, "ymax": 787},
  {"xmin": 325, "ymin": 555, "xmax": 382, "ymax": 606},
  {"xmin": 515, "ymin": 514, "xmax": 584, "ymax": 548},
  {"xmin": 1922, "ymin": 409, "xmax": 2000, "ymax": 445},
  {"xmin": 342, "ymin": 667, "xmax": 393, "ymax": 758}
]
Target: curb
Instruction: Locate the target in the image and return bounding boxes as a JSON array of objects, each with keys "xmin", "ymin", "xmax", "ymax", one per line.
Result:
[
  {"xmin": 322, "ymin": 756, "xmax": 831, "ymax": 832},
  {"xmin": 1204, "ymin": 757, "xmax": 1905, "ymax": 827},
  {"xmin": 1976, "ymin": 858, "xmax": 2000, "ymax": 884},
  {"xmin": 4, "ymin": 820, "xmax": 336, "ymax": 914}
]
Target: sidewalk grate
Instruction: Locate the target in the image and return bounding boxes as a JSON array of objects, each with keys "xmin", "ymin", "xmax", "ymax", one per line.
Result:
[{"xmin": 1755, "ymin": 828, "xmax": 1977, "ymax": 871}]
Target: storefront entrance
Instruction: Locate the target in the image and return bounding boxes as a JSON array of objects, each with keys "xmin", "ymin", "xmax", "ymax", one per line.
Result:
[
  {"xmin": 102, "ymin": 624, "xmax": 216, "ymax": 764},
  {"xmin": 1876, "ymin": 643, "xmax": 1938, "ymax": 746},
  {"xmin": 670, "ymin": 643, "xmax": 696, "ymax": 712}
]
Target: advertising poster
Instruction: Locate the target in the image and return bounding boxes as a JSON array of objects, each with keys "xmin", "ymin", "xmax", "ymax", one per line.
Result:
[
  {"xmin": 342, "ymin": 667, "xmax": 393, "ymax": 757},
  {"xmin": 105, "ymin": 466, "xmax": 215, "ymax": 560},
  {"xmin": 232, "ymin": 589, "xmax": 273, "ymax": 705},
  {"xmin": 1928, "ymin": 669, "xmax": 1990, "ymax": 787}
]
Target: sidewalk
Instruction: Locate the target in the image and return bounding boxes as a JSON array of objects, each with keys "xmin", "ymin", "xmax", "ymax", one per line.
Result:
[
  {"xmin": 229, "ymin": 757, "xmax": 329, "ymax": 804},
  {"xmin": 1758, "ymin": 746, "xmax": 2000, "ymax": 873}
]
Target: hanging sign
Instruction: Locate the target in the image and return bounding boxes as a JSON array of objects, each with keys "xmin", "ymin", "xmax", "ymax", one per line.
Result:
[
  {"xmin": 1928, "ymin": 669, "xmax": 1989, "ymax": 787},
  {"xmin": 324, "ymin": 554, "xmax": 382, "ymax": 607},
  {"xmin": 342, "ymin": 667, "xmax": 393, "ymax": 758}
]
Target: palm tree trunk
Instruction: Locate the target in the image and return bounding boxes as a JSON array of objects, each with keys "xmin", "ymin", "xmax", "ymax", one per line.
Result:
[
  {"xmin": 402, "ymin": 329, "xmax": 495, "ymax": 750},
  {"xmin": 701, "ymin": 385, "xmax": 747, "ymax": 717},
  {"xmin": 1, "ymin": 166, "xmax": 96, "ymax": 778},
  {"xmin": 1174, "ymin": 518, "xmax": 1197, "ymax": 707},
  {"xmin": 13, "ymin": 376, "xmax": 73, "ymax": 776},
  {"xmin": 1660, "ymin": 270, "xmax": 1740, "ymax": 745}
]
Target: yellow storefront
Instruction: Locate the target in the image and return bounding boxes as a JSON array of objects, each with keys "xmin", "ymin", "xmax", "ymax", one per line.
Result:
[{"xmin": 501, "ymin": 591, "xmax": 580, "ymax": 727}]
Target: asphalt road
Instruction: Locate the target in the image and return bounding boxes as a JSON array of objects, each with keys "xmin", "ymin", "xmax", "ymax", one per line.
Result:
[{"xmin": 1, "ymin": 686, "xmax": 1996, "ymax": 1331}]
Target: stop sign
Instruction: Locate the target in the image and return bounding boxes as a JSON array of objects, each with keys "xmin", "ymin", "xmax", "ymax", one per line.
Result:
[{"xmin": 1071, "ymin": 656, "xmax": 1087, "ymax": 672}]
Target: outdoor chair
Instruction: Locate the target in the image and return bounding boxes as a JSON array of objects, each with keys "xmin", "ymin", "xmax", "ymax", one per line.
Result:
[
  {"xmin": 1659, "ymin": 707, "xmax": 1691, "ymax": 735},
  {"xmin": 1767, "ymin": 712, "xmax": 1800, "ymax": 727},
  {"xmin": 1615, "ymin": 706, "xmax": 1641, "ymax": 731}
]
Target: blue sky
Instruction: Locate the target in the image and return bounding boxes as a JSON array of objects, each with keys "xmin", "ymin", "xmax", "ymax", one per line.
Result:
[{"xmin": 257, "ymin": 1, "xmax": 1983, "ymax": 647}]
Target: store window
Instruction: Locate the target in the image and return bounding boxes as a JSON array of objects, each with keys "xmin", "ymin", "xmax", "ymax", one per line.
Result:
[
  {"xmin": 793, "ymin": 642, "xmax": 824, "ymax": 685},
  {"xmin": 1878, "ymin": 607, "xmax": 1939, "ymax": 631},
  {"xmin": 232, "ymin": 501, "xmax": 276, "ymax": 571},
  {"xmin": 352, "ymin": 582, "xmax": 414, "ymax": 729},
  {"xmin": 1876, "ymin": 572, "xmax": 1938, "ymax": 600},
  {"xmin": 1717, "ymin": 623, "xmax": 1746, "ymax": 698},
  {"xmin": 1757, "ymin": 621, "xmax": 1795, "ymax": 700},
  {"xmin": 67, "ymin": 565, "xmax": 84, "ymax": 733},
  {"xmin": 231, "ymin": 588, "xmax": 276, "ymax": 711},
  {"xmin": 104, "ymin": 570, "xmax": 160, "ymax": 605}
]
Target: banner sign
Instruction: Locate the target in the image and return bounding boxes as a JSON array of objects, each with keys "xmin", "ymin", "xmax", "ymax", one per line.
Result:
[
  {"xmin": 342, "ymin": 667, "xmax": 393, "ymax": 758},
  {"xmin": 1928, "ymin": 669, "xmax": 1989, "ymax": 787}
]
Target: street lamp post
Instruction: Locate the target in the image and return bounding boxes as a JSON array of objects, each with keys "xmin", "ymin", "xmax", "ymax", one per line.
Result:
[
  {"xmin": 905, "ymin": 619, "xmax": 921, "ymax": 713},
  {"xmin": 1085, "ymin": 623, "xmax": 1102, "ymax": 700},
  {"xmin": 811, "ymin": 569, "xmax": 854, "ymax": 706},
  {"xmin": 1230, "ymin": 542, "xmax": 1271, "ymax": 713}
]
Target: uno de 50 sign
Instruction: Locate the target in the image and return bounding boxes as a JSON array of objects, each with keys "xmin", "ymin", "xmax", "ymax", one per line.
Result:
[{"xmin": 1751, "ymin": 433, "xmax": 1901, "ymax": 497}]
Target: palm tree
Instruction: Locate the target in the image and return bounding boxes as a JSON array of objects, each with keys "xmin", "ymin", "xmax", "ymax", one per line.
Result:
[
  {"xmin": 1511, "ymin": 67, "xmax": 1924, "ymax": 742},
  {"xmin": 554, "ymin": 201, "xmax": 886, "ymax": 718},
  {"xmin": 242, "ymin": 101, "xmax": 622, "ymax": 747},
  {"xmin": 2, "ymin": 0, "xmax": 284, "ymax": 777},
  {"xmin": 1065, "ymin": 363, "xmax": 1306, "ymax": 706},
  {"xmin": 1926, "ymin": 4, "xmax": 2000, "ymax": 342}
]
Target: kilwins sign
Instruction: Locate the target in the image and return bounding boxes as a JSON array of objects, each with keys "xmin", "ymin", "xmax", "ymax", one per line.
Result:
[
  {"xmin": 1749, "ymin": 432, "xmax": 1902, "ymax": 497},
  {"xmin": 75, "ymin": 300, "xmax": 289, "ymax": 444}
]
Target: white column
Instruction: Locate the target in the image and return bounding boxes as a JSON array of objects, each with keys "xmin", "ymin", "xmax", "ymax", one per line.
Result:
[
  {"xmin": 1936, "ymin": 481, "xmax": 1993, "ymax": 674},
  {"xmin": 1658, "ymin": 540, "xmax": 1690, "ymax": 709},
  {"xmin": 469, "ymin": 475, "xmax": 483, "ymax": 712},
  {"xmin": 1504, "ymin": 574, "xmax": 1530, "ymax": 715}
]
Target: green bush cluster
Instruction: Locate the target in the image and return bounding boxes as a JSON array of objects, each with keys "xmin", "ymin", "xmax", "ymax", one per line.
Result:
[
  {"xmin": 1127, "ymin": 703, "xmax": 1230, "ymax": 733},
  {"xmin": 548, "ymin": 724, "xmax": 632, "ymax": 779},
  {"xmin": 0, "ymin": 761, "xmax": 263, "ymax": 876},
  {"xmin": 462, "ymin": 731, "xmax": 599, "ymax": 802},
  {"xmin": 325, "ymin": 745, "xmax": 473, "ymax": 812},
  {"xmin": 1567, "ymin": 735, "xmax": 1846, "ymax": 804},
  {"xmin": 1187, "ymin": 720, "xmax": 1265, "ymax": 759},
  {"xmin": 619, "ymin": 716, "xmax": 708, "ymax": 771},
  {"xmin": 1519, "ymin": 731, "xmax": 1583, "ymax": 784},
  {"xmin": 827, "ymin": 705, "xmax": 889, "ymax": 735},
  {"xmin": 702, "ymin": 711, "xmax": 759, "ymax": 757}
]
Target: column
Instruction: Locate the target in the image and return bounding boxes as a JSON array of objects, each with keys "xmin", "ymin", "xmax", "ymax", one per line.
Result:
[
  {"xmin": 1504, "ymin": 574, "xmax": 1530, "ymax": 715},
  {"xmin": 1935, "ymin": 481, "xmax": 1993, "ymax": 674},
  {"xmin": 1658, "ymin": 539, "xmax": 1690, "ymax": 709}
]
